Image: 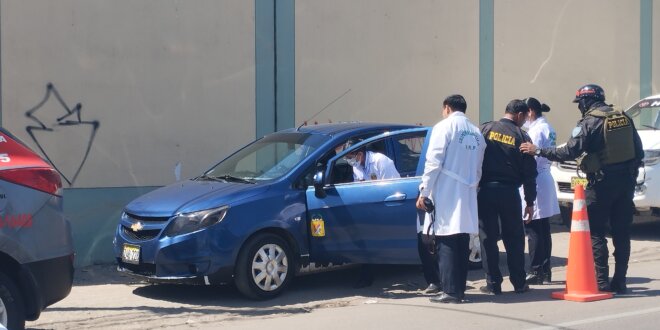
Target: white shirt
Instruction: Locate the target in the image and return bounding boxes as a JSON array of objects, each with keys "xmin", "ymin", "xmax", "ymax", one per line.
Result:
[
  {"xmin": 419, "ymin": 112, "xmax": 486, "ymax": 235},
  {"xmin": 521, "ymin": 116, "xmax": 560, "ymax": 220},
  {"xmin": 352, "ymin": 151, "xmax": 401, "ymax": 181}
]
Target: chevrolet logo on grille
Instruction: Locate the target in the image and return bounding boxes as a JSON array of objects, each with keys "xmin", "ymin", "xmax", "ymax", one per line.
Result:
[{"xmin": 130, "ymin": 222, "xmax": 144, "ymax": 232}]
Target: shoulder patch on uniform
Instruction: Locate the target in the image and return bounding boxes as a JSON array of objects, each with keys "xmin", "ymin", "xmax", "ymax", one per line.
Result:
[{"xmin": 571, "ymin": 126, "xmax": 582, "ymax": 137}]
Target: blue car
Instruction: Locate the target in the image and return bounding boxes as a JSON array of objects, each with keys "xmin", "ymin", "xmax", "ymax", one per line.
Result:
[{"xmin": 114, "ymin": 123, "xmax": 481, "ymax": 299}]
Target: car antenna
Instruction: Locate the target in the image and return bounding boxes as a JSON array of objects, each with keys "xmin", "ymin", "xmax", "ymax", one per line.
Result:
[{"xmin": 297, "ymin": 88, "xmax": 352, "ymax": 131}]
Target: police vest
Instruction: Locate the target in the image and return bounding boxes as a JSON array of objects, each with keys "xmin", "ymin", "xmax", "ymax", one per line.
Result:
[{"xmin": 577, "ymin": 106, "xmax": 635, "ymax": 173}]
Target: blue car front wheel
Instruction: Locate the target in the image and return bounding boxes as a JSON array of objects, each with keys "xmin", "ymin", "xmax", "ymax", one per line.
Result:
[{"xmin": 235, "ymin": 233, "xmax": 294, "ymax": 300}]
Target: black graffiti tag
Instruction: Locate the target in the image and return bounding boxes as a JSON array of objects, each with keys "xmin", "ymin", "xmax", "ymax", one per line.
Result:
[{"xmin": 25, "ymin": 83, "xmax": 100, "ymax": 186}]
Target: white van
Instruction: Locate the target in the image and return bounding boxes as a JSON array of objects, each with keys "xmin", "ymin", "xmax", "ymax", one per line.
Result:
[{"xmin": 550, "ymin": 94, "xmax": 660, "ymax": 224}]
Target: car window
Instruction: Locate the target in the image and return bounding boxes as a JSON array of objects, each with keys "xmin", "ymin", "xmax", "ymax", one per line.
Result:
[
  {"xmin": 330, "ymin": 138, "xmax": 398, "ymax": 185},
  {"xmin": 294, "ymin": 132, "xmax": 387, "ymax": 189},
  {"xmin": 627, "ymin": 100, "xmax": 660, "ymax": 130},
  {"xmin": 206, "ymin": 132, "xmax": 325, "ymax": 182},
  {"xmin": 392, "ymin": 131, "xmax": 427, "ymax": 177}
]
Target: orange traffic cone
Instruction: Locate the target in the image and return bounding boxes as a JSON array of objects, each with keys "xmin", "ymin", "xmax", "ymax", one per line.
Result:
[{"xmin": 552, "ymin": 184, "xmax": 613, "ymax": 302}]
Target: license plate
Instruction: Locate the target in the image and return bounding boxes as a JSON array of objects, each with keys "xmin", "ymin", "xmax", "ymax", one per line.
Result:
[
  {"xmin": 122, "ymin": 244, "xmax": 140, "ymax": 265},
  {"xmin": 570, "ymin": 176, "xmax": 588, "ymax": 189}
]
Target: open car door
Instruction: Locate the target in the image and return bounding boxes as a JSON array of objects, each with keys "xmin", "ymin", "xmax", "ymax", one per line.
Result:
[{"xmin": 305, "ymin": 127, "xmax": 431, "ymax": 265}]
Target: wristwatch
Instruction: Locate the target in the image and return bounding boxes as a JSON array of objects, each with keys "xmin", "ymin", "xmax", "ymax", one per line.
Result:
[{"xmin": 534, "ymin": 148, "xmax": 541, "ymax": 156}]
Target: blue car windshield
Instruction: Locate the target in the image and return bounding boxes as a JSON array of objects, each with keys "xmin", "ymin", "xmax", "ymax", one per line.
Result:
[{"xmin": 204, "ymin": 132, "xmax": 325, "ymax": 182}]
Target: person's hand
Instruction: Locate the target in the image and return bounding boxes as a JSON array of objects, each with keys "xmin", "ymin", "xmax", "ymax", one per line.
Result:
[
  {"xmin": 520, "ymin": 142, "xmax": 537, "ymax": 155},
  {"xmin": 416, "ymin": 195, "xmax": 426, "ymax": 211},
  {"xmin": 523, "ymin": 206, "xmax": 534, "ymax": 224}
]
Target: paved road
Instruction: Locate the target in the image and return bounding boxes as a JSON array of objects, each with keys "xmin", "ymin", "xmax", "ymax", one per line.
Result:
[{"xmin": 28, "ymin": 221, "xmax": 660, "ymax": 330}]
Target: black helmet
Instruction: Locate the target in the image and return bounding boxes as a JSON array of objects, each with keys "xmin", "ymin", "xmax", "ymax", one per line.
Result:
[{"xmin": 573, "ymin": 84, "xmax": 605, "ymax": 103}]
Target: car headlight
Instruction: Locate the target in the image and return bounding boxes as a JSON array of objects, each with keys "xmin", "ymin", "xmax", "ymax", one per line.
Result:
[
  {"xmin": 163, "ymin": 206, "xmax": 229, "ymax": 237},
  {"xmin": 643, "ymin": 150, "xmax": 660, "ymax": 166}
]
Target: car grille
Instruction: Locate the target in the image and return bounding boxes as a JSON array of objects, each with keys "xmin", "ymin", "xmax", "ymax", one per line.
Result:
[
  {"xmin": 558, "ymin": 160, "xmax": 578, "ymax": 171},
  {"xmin": 122, "ymin": 225, "xmax": 161, "ymax": 241},
  {"xmin": 558, "ymin": 182, "xmax": 573, "ymax": 193},
  {"xmin": 125, "ymin": 212, "xmax": 171, "ymax": 222},
  {"xmin": 118, "ymin": 260, "xmax": 156, "ymax": 277}
]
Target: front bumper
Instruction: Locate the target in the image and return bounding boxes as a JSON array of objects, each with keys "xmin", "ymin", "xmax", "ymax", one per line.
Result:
[
  {"xmin": 551, "ymin": 164, "xmax": 659, "ymax": 210},
  {"xmin": 113, "ymin": 221, "xmax": 240, "ymax": 285}
]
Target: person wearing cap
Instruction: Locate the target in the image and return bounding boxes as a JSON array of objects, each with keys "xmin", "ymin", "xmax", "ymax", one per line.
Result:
[
  {"xmin": 520, "ymin": 97, "xmax": 560, "ymax": 285},
  {"xmin": 520, "ymin": 84, "xmax": 643, "ymax": 293},
  {"xmin": 416, "ymin": 94, "xmax": 486, "ymax": 303},
  {"xmin": 478, "ymin": 99, "xmax": 538, "ymax": 295}
]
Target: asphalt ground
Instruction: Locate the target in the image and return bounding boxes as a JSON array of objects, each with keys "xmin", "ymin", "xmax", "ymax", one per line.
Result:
[{"xmin": 27, "ymin": 219, "xmax": 660, "ymax": 330}]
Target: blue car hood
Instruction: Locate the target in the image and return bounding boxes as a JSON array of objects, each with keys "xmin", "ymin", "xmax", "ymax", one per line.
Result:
[{"xmin": 125, "ymin": 180, "xmax": 268, "ymax": 217}]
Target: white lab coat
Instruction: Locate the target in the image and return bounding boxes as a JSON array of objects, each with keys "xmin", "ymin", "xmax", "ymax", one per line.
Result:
[
  {"xmin": 419, "ymin": 112, "xmax": 486, "ymax": 236},
  {"xmin": 521, "ymin": 116, "xmax": 560, "ymax": 220},
  {"xmin": 352, "ymin": 151, "xmax": 401, "ymax": 181}
]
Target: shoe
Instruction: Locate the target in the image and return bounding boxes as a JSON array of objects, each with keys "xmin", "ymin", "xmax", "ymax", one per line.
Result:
[
  {"xmin": 610, "ymin": 280, "xmax": 628, "ymax": 294},
  {"xmin": 514, "ymin": 284, "xmax": 530, "ymax": 294},
  {"xmin": 429, "ymin": 293, "xmax": 461, "ymax": 304},
  {"xmin": 542, "ymin": 271, "xmax": 552, "ymax": 284},
  {"xmin": 424, "ymin": 283, "xmax": 441, "ymax": 294},
  {"xmin": 479, "ymin": 285, "xmax": 502, "ymax": 295},
  {"xmin": 598, "ymin": 284, "xmax": 611, "ymax": 292},
  {"xmin": 525, "ymin": 272, "xmax": 542, "ymax": 285}
]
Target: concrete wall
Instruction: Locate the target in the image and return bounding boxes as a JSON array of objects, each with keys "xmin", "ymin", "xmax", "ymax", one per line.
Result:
[
  {"xmin": 495, "ymin": 0, "xmax": 643, "ymax": 141},
  {"xmin": 296, "ymin": 0, "xmax": 657, "ymax": 142},
  {"xmin": 654, "ymin": 0, "xmax": 660, "ymax": 96},
  {"xmin": 1, "ymin": 0, "xmax": 256, "ymax": 188},
  {"xmin": 296, "ymin": 0, "xmax": 481, "ymax": 126}
]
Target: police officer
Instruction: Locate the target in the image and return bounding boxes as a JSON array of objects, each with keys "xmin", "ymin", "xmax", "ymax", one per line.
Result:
[
  {"xmin": 521, "ymin": 84, "xmax": 643, "ymax": 293},
  {"xmin": 479, "ymin": 99, "xmax": 537, "ymax": 295}
]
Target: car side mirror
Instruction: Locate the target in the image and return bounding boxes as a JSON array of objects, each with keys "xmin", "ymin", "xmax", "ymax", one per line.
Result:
[{"xmin": 313, "ymin": 171, "xmax": 326, "ymax": 198}]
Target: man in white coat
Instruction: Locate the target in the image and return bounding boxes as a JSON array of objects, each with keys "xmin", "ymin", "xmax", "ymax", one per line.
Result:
[{"xmin": 416, "ymin": 94, "xmax": 486, "ymax": 303}]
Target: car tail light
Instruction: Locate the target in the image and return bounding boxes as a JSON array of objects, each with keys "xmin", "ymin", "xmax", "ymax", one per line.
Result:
[{"xmin": 0, "ymin": 167, "xmax": 63, "ymax": 196}]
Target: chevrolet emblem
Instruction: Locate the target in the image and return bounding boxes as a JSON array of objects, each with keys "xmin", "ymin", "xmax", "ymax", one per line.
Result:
[{"xmin": 130, "ymin": 222, "xmax": 144, "ymax": 232}]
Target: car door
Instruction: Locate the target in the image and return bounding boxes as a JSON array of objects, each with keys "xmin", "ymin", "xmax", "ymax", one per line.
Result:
[{"xmin": 305, "ymin": 127, "xmax": 430, "ymax": 265}]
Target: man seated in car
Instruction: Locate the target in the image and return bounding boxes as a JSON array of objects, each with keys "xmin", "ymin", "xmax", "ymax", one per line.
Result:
[{"xmin": 342, "ymin": 140, "xmax": 401, "ymax": 181}]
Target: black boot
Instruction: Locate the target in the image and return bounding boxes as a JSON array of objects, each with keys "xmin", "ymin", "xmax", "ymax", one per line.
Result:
[
  {"xmin": 542, "ymin": 270, "xmax": 552, "ymax": 284},
  {"xmin": 611, "ymin": 262, "xmax": 628, "ymax": 294},
  {"xmin": 525, "ymin": 271, "xmax": 542, "ymax": 285},
  {"xmin": 595, "ymin": 265, "xmax": 610, "ymax": 292}
]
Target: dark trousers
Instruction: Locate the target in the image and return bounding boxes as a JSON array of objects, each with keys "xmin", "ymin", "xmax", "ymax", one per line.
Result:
[
  {"xmin": 437, "ymin": 233, "xmax": 470, "ymax": 298},
  {"xmin": 417, "ymin": 233, "xmax": 440, "ymax": 285},
  {"xmin": 526, "ymin": 217, "xmax": 552, "ymax": 274},
  {"xmin": 478, "ymin": 186, "xmax": 526, "ymax": 289},
  {"xmin": 585, "ymin": 173, "xmax": 635, "ymax": 287}
]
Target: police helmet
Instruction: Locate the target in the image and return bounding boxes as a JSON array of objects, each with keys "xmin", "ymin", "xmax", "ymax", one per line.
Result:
[{"xmin": 573, "ymin": 84, "xmax": 605, "ymax": 103}]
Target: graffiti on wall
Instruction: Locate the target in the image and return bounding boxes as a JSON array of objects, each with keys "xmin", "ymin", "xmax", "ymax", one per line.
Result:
[{"xmin": 25, "ymin": 83, "xmax": 100, "ymax": 186}]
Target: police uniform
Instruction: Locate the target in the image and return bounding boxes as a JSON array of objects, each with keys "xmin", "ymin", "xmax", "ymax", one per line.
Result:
[
  {"xmin": 479, "ymin": 118, "xmax": 538, "ymax": 293},
  {"xmin": 537, "ymin": 103, "xmax": 643, "ymax": 292}
]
